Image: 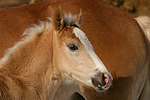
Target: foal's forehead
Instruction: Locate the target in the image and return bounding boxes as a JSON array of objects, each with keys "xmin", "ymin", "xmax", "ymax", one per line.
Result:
[
  {"xmin": 72, "ymin": 27, "xmax": 94, "ymax": 50},
  {"xmin": 61, "ymin": 27, "xmax": 94, "ymax": 50}
]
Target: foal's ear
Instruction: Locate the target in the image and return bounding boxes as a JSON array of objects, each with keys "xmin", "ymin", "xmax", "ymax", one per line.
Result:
[
  {"xmin": 75, "ymin": 9, "xmax": 83, "ymax": 27},
  {"xmin": 53, "ymin": 7, "xmax": 64, "ymax": 31}
]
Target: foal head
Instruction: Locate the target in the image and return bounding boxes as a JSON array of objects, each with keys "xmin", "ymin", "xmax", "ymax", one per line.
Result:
[{"xmin": 52, "ymin": 8, "xmax": 113, "ymax": 92}]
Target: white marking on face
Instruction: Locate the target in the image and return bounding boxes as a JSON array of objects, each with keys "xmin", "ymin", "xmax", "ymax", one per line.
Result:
[
  {"xmin": 73, "ymin": 28, "xmax": 109, "ymax": 73},
  {"xmin": 47, "ymin": 17, "xmax": 52, "ymax": 21}
]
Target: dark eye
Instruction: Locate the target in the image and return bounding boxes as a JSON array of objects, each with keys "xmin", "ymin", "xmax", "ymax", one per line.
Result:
[{"xmin": 68, "ymin": 44, "xmax": 78, "ymax": 50}]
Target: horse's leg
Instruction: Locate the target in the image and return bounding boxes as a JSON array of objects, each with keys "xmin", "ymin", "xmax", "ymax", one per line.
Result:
[{"xmin": 138, "ymin": 67, "xmax": 150, "ymax": 100}]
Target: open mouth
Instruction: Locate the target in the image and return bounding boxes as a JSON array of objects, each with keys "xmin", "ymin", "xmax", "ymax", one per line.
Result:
[{"xmin": 91, "ymin": 73, "xmax": 112, "ymax": 92}]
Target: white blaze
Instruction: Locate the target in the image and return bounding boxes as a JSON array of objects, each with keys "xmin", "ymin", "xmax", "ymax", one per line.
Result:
[{"xmin": 73, "ymin": 28, "xmax": 108, "ymax": 73}]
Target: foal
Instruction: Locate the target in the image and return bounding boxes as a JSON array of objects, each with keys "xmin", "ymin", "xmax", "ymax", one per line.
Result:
[{"xmin": 0, "ymin": 8, "xmax": 112, "ymax": 100}]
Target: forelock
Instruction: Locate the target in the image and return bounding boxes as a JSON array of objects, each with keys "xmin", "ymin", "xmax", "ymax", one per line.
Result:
[{"xmin": 64, "ymin": 13, "xmax": 80, "ymax": 27}]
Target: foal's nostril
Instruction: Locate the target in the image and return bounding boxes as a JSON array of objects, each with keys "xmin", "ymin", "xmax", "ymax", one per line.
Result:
[{"xmin": 103, "ymin": 73, "xmax": 110, "ymax": 84}]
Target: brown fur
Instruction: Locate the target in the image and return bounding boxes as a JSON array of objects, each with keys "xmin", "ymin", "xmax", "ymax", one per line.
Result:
[
  {"xmin": 0, "ymin": 0, "xmax": 149, "ymax": 100},
  {"xmin": 0, "ymin": 21, "xmax": 62, "ymax": 100},
  {"xmin": 0, "ymin": 6, "xmax": 108, "ymax": 100},
  {"xmin": 0, "ymin": 10, "xmax": 83, "ymax": 99}
]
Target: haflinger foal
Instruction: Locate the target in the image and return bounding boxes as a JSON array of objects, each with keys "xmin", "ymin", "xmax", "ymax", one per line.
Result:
[{"xmin": 0, "ymin": 8, "xmax": 112, "ymax": 100}]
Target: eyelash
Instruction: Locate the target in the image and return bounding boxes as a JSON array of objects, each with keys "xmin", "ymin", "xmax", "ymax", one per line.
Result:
[{"xmin": 68, "ymin": 44, "xmax": 78, "ymax": 50}]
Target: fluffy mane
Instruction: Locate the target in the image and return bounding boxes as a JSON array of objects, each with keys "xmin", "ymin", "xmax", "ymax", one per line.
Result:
[
  {"xmin": 0, "ymin": 21, "xmax": 51, "ymax": 67},
  {"xmin": 0, "ymin": 14, "xmax": 79, "ymax": 67},
  {"xmin": 64, "ymin": 13, "xmax": 80, "ymax": 27}
]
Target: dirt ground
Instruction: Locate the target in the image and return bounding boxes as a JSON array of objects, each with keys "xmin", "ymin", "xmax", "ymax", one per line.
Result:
[{"xmin": 0, "ymin": 0, "xmax": 150, "ymax": 17}]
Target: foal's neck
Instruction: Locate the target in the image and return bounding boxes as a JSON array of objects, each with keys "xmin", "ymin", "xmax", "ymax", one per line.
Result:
[
  {"xmin": 1, "ymin": 24, "xmax": 53, "ymax": 77},
  {"xmin": 0, "ymin": 23, "xmax": 61, "ymax": 99}
]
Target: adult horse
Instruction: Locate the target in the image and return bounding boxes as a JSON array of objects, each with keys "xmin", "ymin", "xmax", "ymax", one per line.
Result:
[
  {"xmin": 0, "ymin": 0, "xmax": 149, "ymax": 100},
  {"xmin": 0, "ymin": 8, "xmax": 112, "ymax": 99}
]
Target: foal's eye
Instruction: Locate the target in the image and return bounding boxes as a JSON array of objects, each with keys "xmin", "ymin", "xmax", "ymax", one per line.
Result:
[{"xmin": 68, "ymin": 44, "xmax": 78, "ymax": 50}]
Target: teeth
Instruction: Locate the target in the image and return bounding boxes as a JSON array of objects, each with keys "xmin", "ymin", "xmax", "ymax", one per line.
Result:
[
  {"xmin": 105, "ymin": 78, "xmax": 109, "ymax": 83},
  {"xmin": 104, "ymin": 73, "xmax": 108, "ymax": 77},
  {"xmin": 98, "ymin": 84, "xmax": 101, "ymax": 88}
]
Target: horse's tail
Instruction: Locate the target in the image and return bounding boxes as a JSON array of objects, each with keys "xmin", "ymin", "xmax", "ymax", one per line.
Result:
[
  {"xmin": 135, "ymin": 16, "xmax": 150, "ymax": 99},
  {"xmin": 135, "ymin": 16, "xmax": 150, "ymax": 66},
  {"xmin": 135, "ymin": 16, "xmax": 150, "ymax": 42}
]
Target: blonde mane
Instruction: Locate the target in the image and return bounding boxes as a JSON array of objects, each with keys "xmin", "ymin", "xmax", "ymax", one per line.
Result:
[
  {"xmin": 0, "ymin": 14, "xmax": 79, "ymax": 67},
  {"xmin": 0, "ymin": 21, "xmax": 51, "ymax": 67}
]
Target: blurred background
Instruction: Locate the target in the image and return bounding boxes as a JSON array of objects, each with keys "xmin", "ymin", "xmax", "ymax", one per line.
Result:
[
  {"xmin": 0, "ymin": 0, "xmax": 150, "ymax": 17},
  {"xmin": 0, "ymin": 0, "xmax": 43, "ymax": 8}
]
